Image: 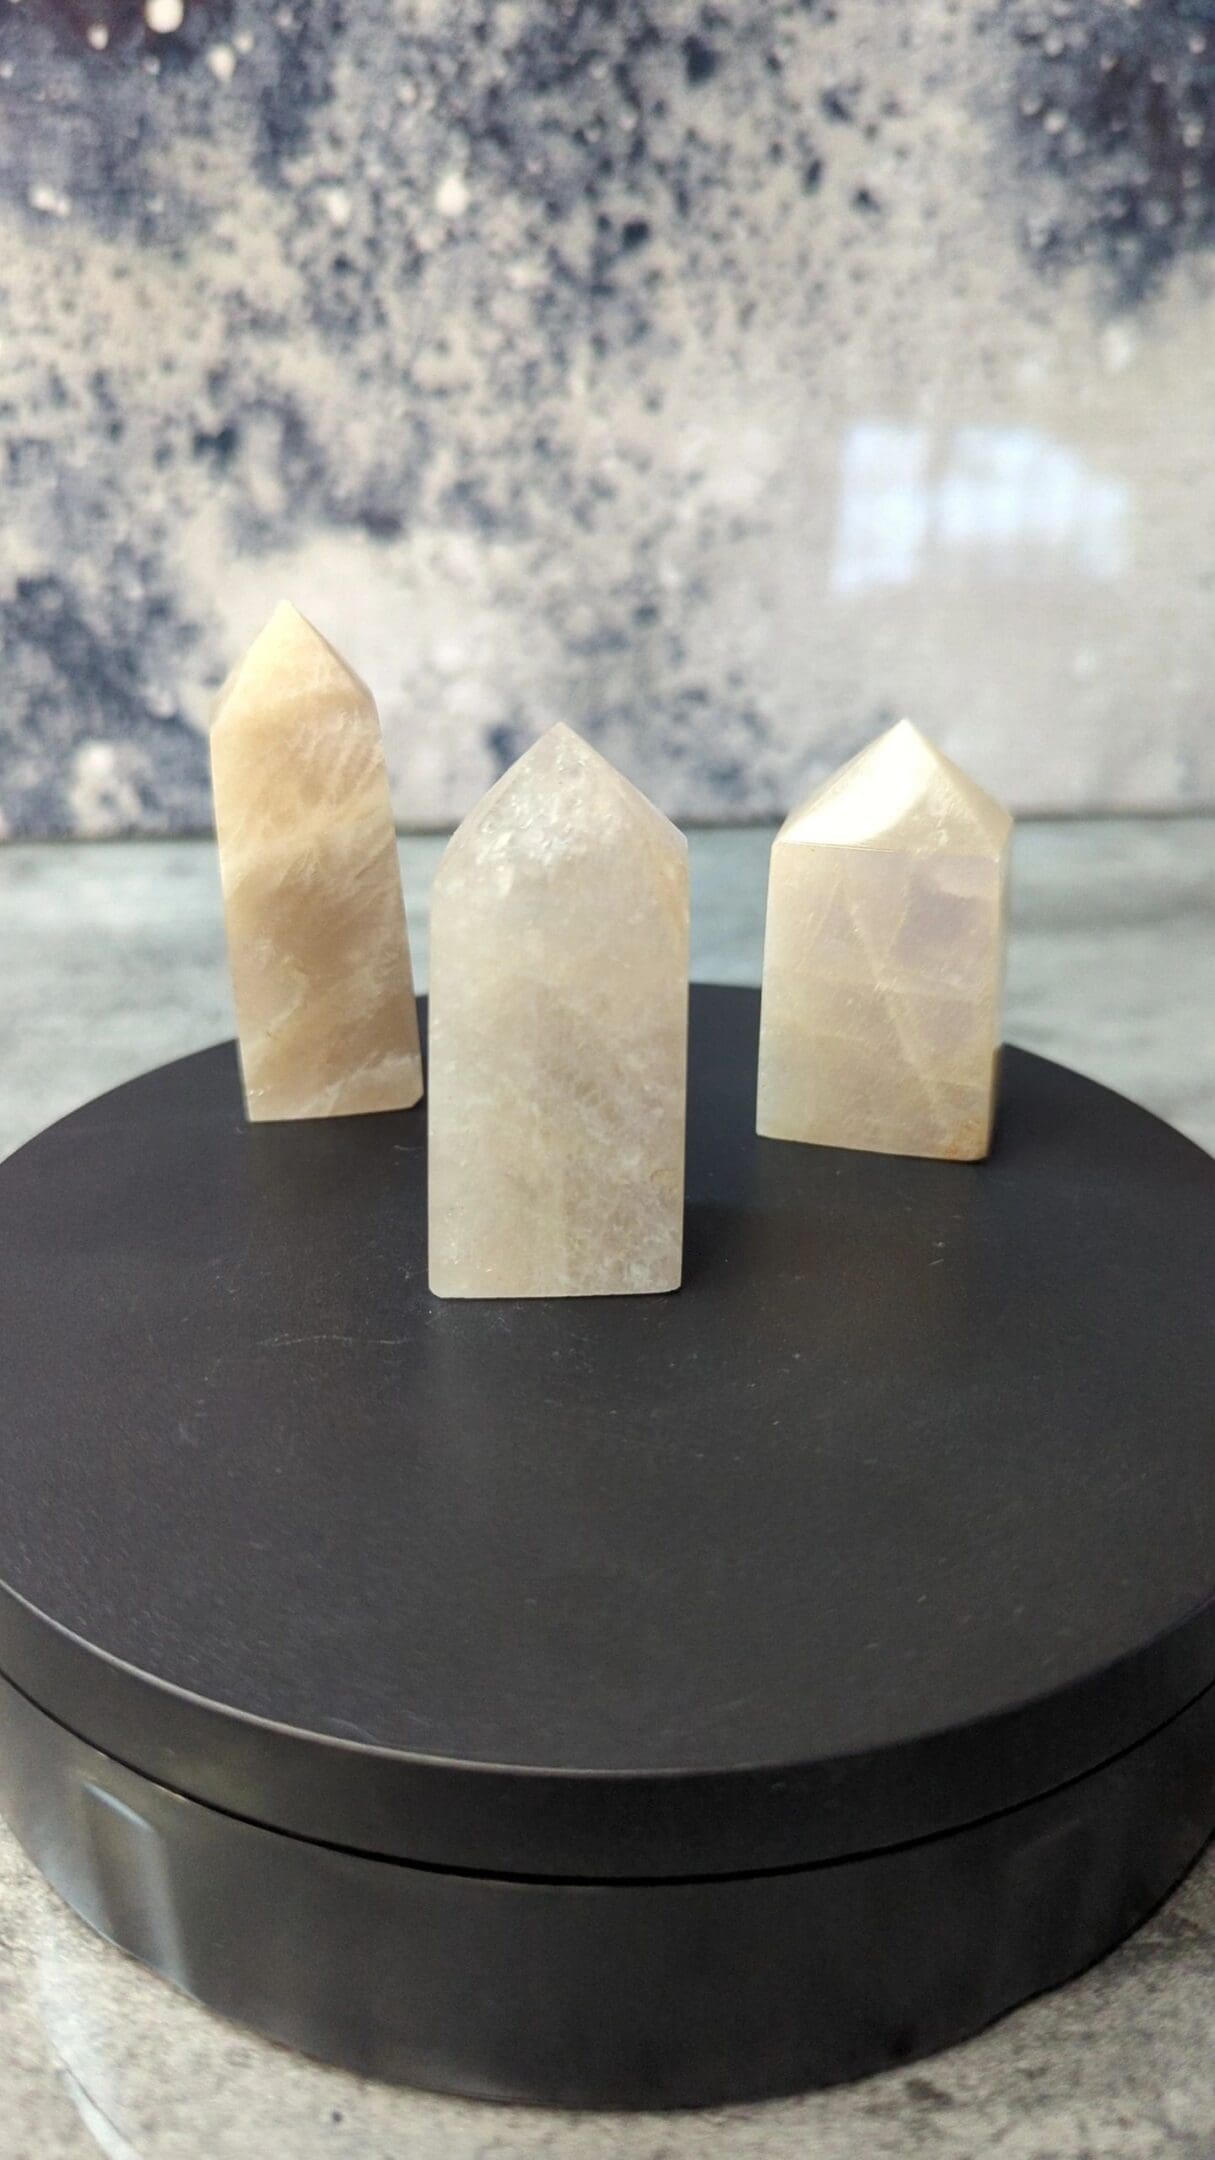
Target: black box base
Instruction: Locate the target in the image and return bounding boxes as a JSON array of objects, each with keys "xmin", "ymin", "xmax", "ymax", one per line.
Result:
[
  {"xmin": 0, "ymin": 988, "xmax": 1212, "ymax": 2106},
  {"xmin": 1, "ymin": 1669, "xmax": 1211, "ymax": 2109}
]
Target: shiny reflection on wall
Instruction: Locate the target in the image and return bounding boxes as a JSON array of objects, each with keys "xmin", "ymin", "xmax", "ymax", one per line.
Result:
[{"xmin": 832, "ymin": 423, "xmax": 1130, "ymax": 595}]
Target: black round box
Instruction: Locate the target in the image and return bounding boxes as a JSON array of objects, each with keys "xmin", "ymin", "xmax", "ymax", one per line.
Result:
[{"xmin": 0, "ymin": 986, "xmax": 1211, "ymax": 2108}]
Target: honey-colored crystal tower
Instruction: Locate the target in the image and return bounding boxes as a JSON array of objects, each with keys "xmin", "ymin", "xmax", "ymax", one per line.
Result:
[
  {"xmin": 428, "ymin": 724, "xmax": 689, "ymax": 1298},
  {"xmin": 757, "ymin": 720, "xmax": 1011, "ymax": 1161},
  {"xmin": 210, "ymin": 602, "xmax": 422, "ymax": 1122}
]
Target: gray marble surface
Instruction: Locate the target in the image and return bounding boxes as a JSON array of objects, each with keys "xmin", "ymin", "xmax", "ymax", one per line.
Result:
[
  {"xmin": 0, "ymin": 817, "xmax": 1211, "ymax": 2158},
  {"xmin": 5, "ymin": 4, "xmax": 1215, "ymax": 835}
]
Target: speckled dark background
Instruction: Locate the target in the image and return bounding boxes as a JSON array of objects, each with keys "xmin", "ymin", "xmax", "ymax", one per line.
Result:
[{"xmin": 1, "ymin": 0, "xmax": 1214, "ymax": 834}]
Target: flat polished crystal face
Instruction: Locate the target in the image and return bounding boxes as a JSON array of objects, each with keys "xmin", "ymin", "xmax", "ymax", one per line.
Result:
[
  {"xmin": 757, "ymin": 721, "xmax": 1011, "ymax": 1161},
  {"xmin": 428, "ymin": 724, "xmax": 689, "ymax": 1298},
  {"xmin": 210, "ymin": 602, "xmax": 422, "ymax": 1122}
]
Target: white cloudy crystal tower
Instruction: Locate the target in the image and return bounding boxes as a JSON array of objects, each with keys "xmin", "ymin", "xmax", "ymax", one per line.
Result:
[
  {"xmin": 757, "ymin": 720, "xmax": 1011, "ymax": 1161},
  {"xmin": 428, "ymin": 724, "xmax": 689, "ymax": 1298},
  {"xmin": 210, "ymin": 602, "xmax": 422, "ymax": 1122}
]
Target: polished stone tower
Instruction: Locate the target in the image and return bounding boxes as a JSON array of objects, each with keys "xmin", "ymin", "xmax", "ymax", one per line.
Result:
[{"xmin": 757, "ymin": 720, "xmax": 1011, "ymax": 1161}]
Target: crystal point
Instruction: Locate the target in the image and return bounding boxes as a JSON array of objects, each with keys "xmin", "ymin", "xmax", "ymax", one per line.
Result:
[
  {"xmin": 428, "ymin": 725, "xmax": 689, "ymax": 1298},
  {"xmin": 210, "ymin": 603, "xmax": 422, "ymax": 1122},
  {"xmin": 757, "ymin": 721, "xmax": 1011, "ymax": 1161}
]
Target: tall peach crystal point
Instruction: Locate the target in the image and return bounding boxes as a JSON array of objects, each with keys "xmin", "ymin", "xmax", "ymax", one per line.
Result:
[
  {"xmin": 428, "ymin": 722, "xmax": 690, "ymax": 1299},
  {"xmin": 209, "ymin": 601, "xmax": 422, "ymax": 1122},
  {"xmin": 756, "ymin": 719, "xmax": 1012, "ymax": 1162}
]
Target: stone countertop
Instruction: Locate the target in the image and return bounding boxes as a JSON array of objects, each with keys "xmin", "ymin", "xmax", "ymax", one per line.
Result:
[{"xmin": 0, "ymin": 819, "xmax": 1211, "ymax": 2160}]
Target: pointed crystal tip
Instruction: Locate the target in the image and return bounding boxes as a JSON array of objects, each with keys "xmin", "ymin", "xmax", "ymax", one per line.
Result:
[
  {"xmin": 437, "ymin": 722, "xmax": 686, "ymax": 881},
  {"xmin": 779, "ymin": 720, "xmax": 1011, "ymax": 856},
  {"xmin": 211, "ymin": 603, "xmax": 372, "ymax": 733}
]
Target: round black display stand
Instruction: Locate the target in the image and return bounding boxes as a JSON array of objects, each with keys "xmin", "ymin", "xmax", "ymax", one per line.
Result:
[{"xmin": 0, "ymin": 986, "xmax": 1211, "ymax": 2109}]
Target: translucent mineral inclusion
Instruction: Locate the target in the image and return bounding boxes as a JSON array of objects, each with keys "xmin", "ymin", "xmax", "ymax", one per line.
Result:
[
  {"xmin": 756, "ymin": 721, "xmax": 1011, "ymax": 1161},
  {"xmin": 210, "ymin": 603, "xmax": 422, "ymax": 1121},
  {"xmin": 428, "ymin": 724, "xmax": 689, "ymax": 1298}
]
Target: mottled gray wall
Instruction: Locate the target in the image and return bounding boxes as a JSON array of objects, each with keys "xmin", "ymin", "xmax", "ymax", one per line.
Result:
[{"xmin": 2, "ymin": 0, "xmax": 1214, "ymax": 836}]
